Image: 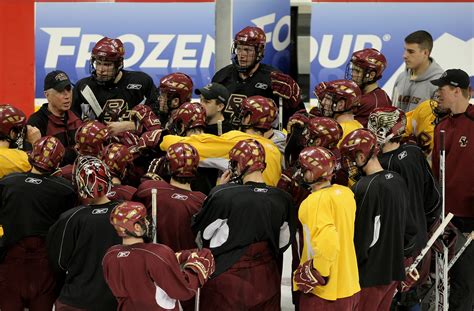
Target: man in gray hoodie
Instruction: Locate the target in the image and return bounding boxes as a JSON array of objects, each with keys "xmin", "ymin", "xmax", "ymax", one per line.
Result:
[{"xmin": 392, "ymin": 30, "xmax": 444, "ymax": 112}]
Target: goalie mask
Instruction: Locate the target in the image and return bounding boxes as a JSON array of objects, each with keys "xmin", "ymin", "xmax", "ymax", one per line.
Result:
[
  {"xmin": 367, "ymin": 106, "xmax": 406, "ymax": 145},
  {"xmin": 0, "ymin": 104, "xmax": 27, "ymax": 149},
  {"xmin": 313, "ymin": 80, "xmax": 361, "ymax": 118},
  {"xmin": 345, "ymin": 48, "xmax": 387, "ymax": 87},
  {"xmin": 231, "ymin": 26, "xmax": 266, "ymax": 73},
  {"xmin": 73, "ymin": 156, "xmax": 113, "ymax": 199},
  {"xmin": 29, "ymin": 136, "xmax": 65, "ymax": 173},
  {"xmin": 110, "ymin": 201, "xmax": 154, "ymax": 240},
  {"xmin": 90, "ymin": 37, "xmax": 125, "ymax": 84},
  {"xmin": 339, "ymin": 129, "xmax": 379, "ymax": 181},
  {"xmin": 228, "ymin": 139, "xmax": 266, "ymax": 183},
  {"xmin": 100, "ymin": 143, "xmax": 134, "ymax": 180}
]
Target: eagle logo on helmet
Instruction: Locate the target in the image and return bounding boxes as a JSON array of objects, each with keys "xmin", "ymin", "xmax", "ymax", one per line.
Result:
[{"xmin": 368, "ymin": 107, "xmax": 406, "ymax": 145}]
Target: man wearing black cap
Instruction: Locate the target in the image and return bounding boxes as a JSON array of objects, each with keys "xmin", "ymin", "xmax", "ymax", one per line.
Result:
[
  {"xmin": 28, "ymin": 70, "xmax": 83, "ymax": 165},
  {"xmin": 431, "ymin": 69, "xmax": 474, "ymax": 311},
  {"xmin": 195, "ymin": 83, "xmax": 233, "ymax": 135}
]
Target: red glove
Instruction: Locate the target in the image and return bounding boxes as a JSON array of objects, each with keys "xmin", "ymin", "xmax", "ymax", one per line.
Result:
[
  {"xmin": 143, "ymin": 156, "xmax": 169, "ymax": 181},
  {"xmin": 399, "ymin": 257, "xmax": 420, "ymax": 292},
  {"xmin": 294, "ymin": 259, "xmax": 326, "ymax": 294},
  {"xmin": 287, "ymin": 109, "xmax": 309, "ymax": 134},
  {"xmin": 183, "ymin": 249, "xmax": 215, "ymax": 286},
  {"xmin": 313, "ymin": 82, "xmax": 328, "ymax": 101},
  {"xmin": 131, "ymin": 104, "xmax": 162, "ymax": 133},
  {"xmin": 135, "ymin": 129, "xmax": 165, "ymax": 154},
  {"xmin": 270, "ymin": 71, "xmax": 301, "ymax": 109},
  {"xmin": 175, "ymin": 248, "xmax": 198, "ymax": 265}
]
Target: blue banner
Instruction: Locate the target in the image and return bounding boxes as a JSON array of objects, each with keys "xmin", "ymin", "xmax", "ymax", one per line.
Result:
[
  {"xmin": 233, "ymin": 0, "xmax": 291, "ymax": 73},
  {"xmin": 310, "ymin": 2, "xmax": 474, "ymax": 99},
  {"xmin": 35, "ymin": 2, "xmax": 215, "ymax": 99}
]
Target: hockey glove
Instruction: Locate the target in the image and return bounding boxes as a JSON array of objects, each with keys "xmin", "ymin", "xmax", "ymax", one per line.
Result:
[
  {"xmin": 270, "ymin": 71, "xmax": 301, "ymax": 109},
  {"xmin": 286, "ymin": 109, "xmax": 309, "ymax": 135},
  {"xmin": 294, "ymin": 259, "xmax": 327, "ymax": 294},
  {"xmin": 143, "ymin": 156, "xmax": 169, "ymax": 181},
  {"xmin": 175, "ymin": 249, "xmax": 197, "ymax": 265},
  {"xmin": 134, "ymin": 129, "xmax": 166, "ymax": 155},
  {"xmin": 183, "ymin": 249, "xmax": 215, "ymax": 286},
  {"xmin": 131, "ymin": 104, "xmax": 162, "ymax": 133}
]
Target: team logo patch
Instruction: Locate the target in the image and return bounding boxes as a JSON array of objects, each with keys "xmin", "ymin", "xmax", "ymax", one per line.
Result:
[
  {"xmin": 127, "ymin": 84, "xmax": 142, "ymax": 90},
  {"xmin": 385, "ymin": 173, "xmax": 394, "ymax": 179},
  {"xmin": 117, "ymin": 251, "xmax": 130, "ymax": 258},
  {"xmin": 253, "ymin": 187, "xmax": 268, "ymax": 193},
  {"xmin": 398, "ymin": 150, "xmax": 408, "ymax": 160},
  {"xmin": 92, "ymin": 208, "xmax": 108, "ymax": 214},
  {"xmin": 254, "ymin": 82, "xmax": 268, "ymax": 90},
  {"xmin": 459, "ymin": 136, "xmax": 468, "ymax": 147},
  {"xmin": 171, "ymin": 193, "xmax": 188, "ymax": 201},
  {"xmin": 25, "ymin": 177, "xmax": 42, "ymax": 184}
]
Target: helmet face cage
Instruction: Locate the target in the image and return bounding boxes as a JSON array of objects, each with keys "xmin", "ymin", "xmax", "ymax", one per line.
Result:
[
  {"xmin": 345, "ymin": 48, "xmax": 386, "ymax": 86},
  {"xmin": 159, "ymin": 73, "xmax": 193, "ymax": 108},
  {"xmin": 339, "ymin": 129, "xmax": 379, "ymax": 179},
  {"xmin": 0, "ymin": 105, "xmax": 27, "ymax": 148},
  {"xmin": 429, "ymin": 91, "xmax": 450, "ymax": 124},
  {"xmin": 90, "ymin": 37, "xmax": 125, "ymax": 83},
  {"xmin": 367, "ymin": 107, "xmax": 406, "ymax": 145},
  {"xmin": 101, "ymin": 143, "xmax": 133, "ymax": 180},
  {"xmin": 298, "ymin": 146, "xmax": 336, "ymax": 184},
  {"xmin": 317, "ymin": 80, "xmax": 361, "ymax": 117},
  {"xmin": 110, "ymin": 201, "xmax": 148, "ymax": 238},
  {"xmin": 229, "ymin": 139, "xmax": 266, "ymax": 180},
  {"xmin": 75, "ymin": 121, "xmax": 109, "ymax": 156},
  {"xmin": 238, "ymin": 96, "xmax": 277, "ymax": 131},
  {"xmin": 73, "ymin": 156, "xmax": 113, "ymax": 199},
  {"xmin": 166, "ymin": 143, "xmax": 200, "ymax": 178},
  {"xmin": 29, "ymin": 136, "xmax": 65, "ymax": 172},
  {"xmin": 231, "ymin": 26, "xmax": 266, "ymax": 73}
]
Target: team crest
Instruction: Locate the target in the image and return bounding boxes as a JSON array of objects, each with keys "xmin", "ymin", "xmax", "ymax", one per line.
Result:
[{"xmin": 459, "ymin": 136, "xmax": 468, "ymax": 147}]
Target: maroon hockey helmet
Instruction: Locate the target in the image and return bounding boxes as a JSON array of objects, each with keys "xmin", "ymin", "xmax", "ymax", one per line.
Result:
[
  {"xmin": 287, "ymin": 109, "xmax": 310, "ymax": 135},
  {"xmin": 339, "ymin": 128, "xmax": 379, "ymax": 170},
  {"xmin": 304, "ymin": 117, "xmax": 343, "ymax": 149},
  {"xmin": 92, "ymin": 37, "xmax": 125, "ymax": 62},
  {"xmin": 100, "ymin": 143, "xmax": 134, "ymax": 180},
  {"xmin": 367, "ymin": 106, "xmax": 407, "ymax": 145},
  {"xmin": 229, "ymin": 139, "xmax": 266, "ymax": 177},
  {"xmin": 231, "ymin": 26, "xmax": 266, "ymax": 72},
  {"xmin": 237, "ymin": 96, "xmax": 277, "ymax": 131},
  {"xmin": 73, "ymin": 155, "xmax": 113, "ymax": 199},
  {"xmin": 346, "ymin": 48, "xmax": 387, "ymax": 86},
  {"xmin": 170, "ymin": 102, "xmax": 207, "ymax": 136},
  {"xmin": 166, "ymin": 142, "xmax": 200, "ymax": 178},
  {"xmin": 298, "ymin": 146, "xmax": 336, "ymax": 183},
  {"xmin": 29, "ymin": 136, "xmax": 65, "ymax": 172},
  {"xmin": 75, "ymin": 121, "xmax": 109, "ymax": 156},
  {"xmin": 110, "ymin": 201, "xmax": 148, "ymax": 237},
  {"xmin": 0, "ymin": 104, "xmax": 27, "ymax": 146},
  {"xmin": 313, "ymin": 80, "xmax": 362, "ymax": 117},
  {"xmin": 159, "ymin": 72, "xmax": 193, "ymax": 104}
]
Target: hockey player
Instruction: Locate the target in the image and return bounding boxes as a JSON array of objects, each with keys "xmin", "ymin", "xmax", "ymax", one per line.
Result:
[
  {"xmin": 158, "ymin": 96, "xmax": 283, "ymax": 186},
  {"xmin": 71, "ymin": 37, "xmax": 159, "ymax": 135},
  {"xmin": 195, "ymin": 82, "xmax": 233, "ymax": 135},
  {"xmin": 103, "ymin": 201, "xmax": 215, "ymax": 311},
  {"xmin": 47, "ymin": 156, "xmax": 121, "ymax": 311},
  {"xmin": 100, "ymin": 143, "xmax": 136, "ymax": 201},
  {"xmin": 313, "ymin": 79, "xmax": 363, "ymax": 144},
  {"xmin": 0, "ymin": 104, "xmax": 41, "ymax": 178},
  {"xmin": 192, "ymin": 139, "xmax": 295, "ymax": 310},
  {"xmin": 293, "ymin": 146, "xmax": 360, "ymax": 309},
  {"xmin": 431, "ymin": 69, "xmax": 474, "ymax": 311},
  {"xmin": 158, "ymin": 72, "xmax": 193, "ymax": 127},
  {"xmin": 339, "ymin": 129, "xmax": 416, "ymax": 311},
  {"xmin": 134, "ymin": 143, "xmax": 205, "ymax": 251},
  {"xmin": 345, "ymin": 48, "xmax": 392, "ymax": 127},
  {"xmin": 212, "ymin": 26, "xmax": 301, "ymax": 126},
  {"xmin": 0, "ymin": 136, "xmax": 76, "ymax": 311}
]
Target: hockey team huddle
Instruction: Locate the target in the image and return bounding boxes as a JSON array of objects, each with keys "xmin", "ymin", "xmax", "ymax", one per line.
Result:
[{"xmin": 0, "ymin": 25, "xmax": 472, "ymax": 311}]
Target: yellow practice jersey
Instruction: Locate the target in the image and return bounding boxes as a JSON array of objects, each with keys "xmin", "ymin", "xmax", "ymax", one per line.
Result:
[
  {"xmin": 338, "ymin": 119, "xmax": 363, "ymax": 147},
  {"xmin": 404, "ymin": 99, "xmax": 435, "ymax": 155},
  {"xmin": 160, "ymin": 131, "xmax": 282, "ymax": 186},
  {"xmin": 0, "ymin": 147, "xmax": 31, "ymax": 179},
  {"xmin": 295, "ymin": 184, "xmax": 360, "ymax": 301}
]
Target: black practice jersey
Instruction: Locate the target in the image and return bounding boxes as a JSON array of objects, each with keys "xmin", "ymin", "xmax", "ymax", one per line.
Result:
[
  {"xmin": 379, "ymin": 143, "xmax": 441, "ymax": 251},
  {"xmin": 352, "ymin": 170, "xmax": 417, "ymax": 287},
  {"xmin": 192, "ymin": 181, "xmax": 295, "ymax": 276},
  {"xmin": 0, "ymin": 172, "xmax": 76, "ymax": 249},
  {"xmin": 72, "ymin": 70, "xmax": 159, "ymax": 121},
  {"xmin": 47, "ymin": 201, "xmax": 122, "ymax": 311}
]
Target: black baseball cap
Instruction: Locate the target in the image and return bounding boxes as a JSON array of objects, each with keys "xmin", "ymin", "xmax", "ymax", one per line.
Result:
[
  {"xmin": 195, "ymin": 83, "xmax": 230, "ymax": 104},
  {"xmin": 431, "ymin": 69, "xmax": 470, "ymax": 89},
  {"xmin": 44, "ymin": 70, "xmax": 73, "ymax": 91}
]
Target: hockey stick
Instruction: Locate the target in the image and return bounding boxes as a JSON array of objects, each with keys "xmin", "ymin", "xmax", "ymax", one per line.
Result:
[
  {"xmin": 278, "ymin": 97, "xmax": 283, "ymax": 131},
  {"xmin": 81, "ymin": 85, "xmax": 103, "ymax": 117},
  {"xmin": 217, "ymin": 120, "xmax": 223, "ymax": 136},
  {"xmin": 151, "ymin": 188, "xmax": 157, "ymax": 243},
  {"xmin": 448, "ymin": 232, "xmax": 473, "ymax": 270}
]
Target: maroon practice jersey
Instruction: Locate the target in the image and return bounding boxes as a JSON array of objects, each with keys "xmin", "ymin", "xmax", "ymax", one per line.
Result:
[
  {"xmin": 102, "ymin": 243, "xmax": 200, "ymax": 311},
  {"xmin": 354, "ymin": 87, "xmax": 392, "ymax": 127},
  {"xmin": 108, "ymin": 184, "xmax": 137, "ymax": 201},
  {"xmin": 134, "ymin": 180, "xmax": 206, "ymax": 251}
]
